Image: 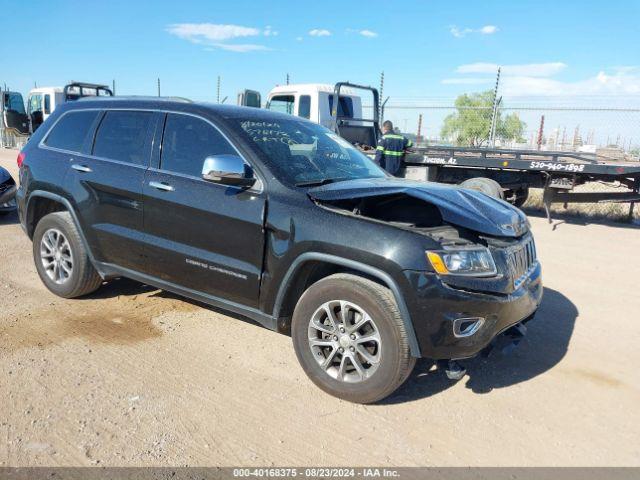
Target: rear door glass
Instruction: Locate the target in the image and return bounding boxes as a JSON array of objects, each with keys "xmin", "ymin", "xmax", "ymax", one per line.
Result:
[
  {"xmin": 44, "ymin": 110, "xmax": 100, "ymax": 152},
  {"xmin": 92, "ymin": 111, "xmax": 153, "ymax": 165}
]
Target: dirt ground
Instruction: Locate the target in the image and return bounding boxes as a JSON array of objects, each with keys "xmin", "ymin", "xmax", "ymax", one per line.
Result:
[{"xmin": 1, "ymin": 147, "xmax": 639, "ymax": 467}]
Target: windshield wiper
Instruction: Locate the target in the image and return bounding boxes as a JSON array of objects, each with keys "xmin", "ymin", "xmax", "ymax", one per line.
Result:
[{"xmin": 295, "ymin": 177, "xmax": 349, "ymax": 187}]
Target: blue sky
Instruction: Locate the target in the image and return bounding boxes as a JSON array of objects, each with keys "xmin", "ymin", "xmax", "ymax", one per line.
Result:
[
  {"xmin": 2, "ymin": 0, "xmax": 639, "ymax": 145},
  {"xmin": 2, "ymin": 0, "xmax": 639, "ymax": 101}
]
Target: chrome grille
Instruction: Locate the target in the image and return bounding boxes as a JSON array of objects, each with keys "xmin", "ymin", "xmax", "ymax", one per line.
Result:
[{"xmin": 506, "ymin": 236, "xmax": 537, "ymax": 288}]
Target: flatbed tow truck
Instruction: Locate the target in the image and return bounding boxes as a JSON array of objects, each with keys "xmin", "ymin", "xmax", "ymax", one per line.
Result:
[
  {"xmin": 325, "ymin": 82, "xmax": 640, "ymax": 222},
  {"xmin": 404, "ymin": 146, "xmax": 640, "ymax": 222}
]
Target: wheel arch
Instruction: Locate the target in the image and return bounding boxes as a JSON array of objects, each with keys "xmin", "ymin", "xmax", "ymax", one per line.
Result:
[
  {"xmin": 26, "ymin": 191, "xmax": 102, "ymax": 275},
  {"xmin": 273, "ymin": 253, "xmax": 421, "ymax": 357}
]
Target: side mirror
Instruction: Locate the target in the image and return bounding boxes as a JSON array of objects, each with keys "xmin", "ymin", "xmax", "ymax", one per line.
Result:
[{"xmin": 202, "ymin": 155, "xmax": 256, "ymax": 187}]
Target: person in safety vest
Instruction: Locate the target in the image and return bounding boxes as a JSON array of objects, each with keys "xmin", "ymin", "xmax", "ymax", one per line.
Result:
[{"xmin": 374, "ymin": 120, "xmax": 413, "ymax": 175}]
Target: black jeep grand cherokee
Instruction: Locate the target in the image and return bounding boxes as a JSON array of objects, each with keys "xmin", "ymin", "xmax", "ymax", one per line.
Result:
[{"xmin": 16, "ymin": 98, "xmax": 542, "ymax": 403}]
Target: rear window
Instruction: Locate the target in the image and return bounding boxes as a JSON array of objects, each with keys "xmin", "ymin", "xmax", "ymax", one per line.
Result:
[
  {"xmin": 44, "ymin": 110, "xmax": 99, "ymax": 152},
  {"xmin": 92, "ymin": 111, "xmax": 153, "ymax": 165}
]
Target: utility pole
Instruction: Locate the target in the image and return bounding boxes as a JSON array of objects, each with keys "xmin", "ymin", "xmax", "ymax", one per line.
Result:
[
  {"xmin": 417, "ymin": 114, "xmax": 423, "ymax": 145},
  {"xmin": 217, "ymin": 76, "xmax": 221, "ymax": 103},
  {"xmin": 286, "ymin": 73, "xmax": 290, "ymax": 85},
  {"xmin": 379, "ymin": 71, "xmax": 384, "ymax": 122},
  {"xmin": 537, "ymin": 115, "xmax": 545, "ymax": 150},
  {"xmin": 112, "ymin": 79, "xmax": 116, "ymax": 95},
  {"xmin": 488, "ymin": 67, "xmax": 501, "ymax": 147},
  {"xmin": 157, "ymin": 78, "xmax": 161, "ymax": 97}
]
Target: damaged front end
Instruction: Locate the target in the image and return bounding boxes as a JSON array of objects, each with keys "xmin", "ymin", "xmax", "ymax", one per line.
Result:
[{"xmin": 308, "ymin": 178, "xmax": 543, "ymax": 373}]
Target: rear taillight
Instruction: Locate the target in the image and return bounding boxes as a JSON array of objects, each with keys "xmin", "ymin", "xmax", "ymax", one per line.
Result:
[{"xmin": 17, "ymin": 151, "xmax": 25, "ymax": 168}]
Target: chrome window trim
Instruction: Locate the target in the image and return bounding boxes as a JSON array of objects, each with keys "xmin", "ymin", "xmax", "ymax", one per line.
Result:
[{"xmin": 38, "ymin": 107, "xmax": 265, "ymax": 192}]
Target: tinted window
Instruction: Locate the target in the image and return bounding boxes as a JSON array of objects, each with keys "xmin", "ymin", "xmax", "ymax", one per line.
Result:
[
  {"xmin": 161, "ymin": 114, "xmax": 236, "ymax": 177},
  {"xmin": 44, "ymin": 95, "xmax": 51, "ymax": 114},
  {"xmin": 44, "ymin": 110, "xmax": 99, "ymax": 152},
  {"xmin": 298, "ymin": 95, "xmax": 311, "ymax": 119},
  {"xmin": 93, "ymin": 111, "xmax": 153, "ymax": 165},
  {"xmin": 4, "ymin": 93, "xmax": 26, "ymax": 114}
]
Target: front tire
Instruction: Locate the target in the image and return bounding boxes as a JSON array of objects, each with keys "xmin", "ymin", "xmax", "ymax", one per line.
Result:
[
  {"xmin": 32, "ymin": 211, "xmax": 103, "ymax": 298},
  {"xmin": 292, "ymin": 273, "xmax": 416, "ymax": 403}
]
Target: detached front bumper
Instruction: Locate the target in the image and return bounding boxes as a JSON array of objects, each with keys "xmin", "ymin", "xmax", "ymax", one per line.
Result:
[{"xmin": 403, "ymin": 262, "xmax": 543, "ymax": 359}]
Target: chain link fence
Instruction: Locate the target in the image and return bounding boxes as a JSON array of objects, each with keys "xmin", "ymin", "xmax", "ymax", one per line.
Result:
[
  {"xmin": 367, "ymin": 96, "xmax": 640, "ymax": 222},
  {"xmin": 0, "ymin": 127, "xmax": 29, "ymax": 150}
]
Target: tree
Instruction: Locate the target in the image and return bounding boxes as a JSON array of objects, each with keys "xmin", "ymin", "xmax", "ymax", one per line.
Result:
[
  {"xmin": 499, "ymin": 113, "xmax": 527, "ymax": 143},
  {"xmin": 440, "ymin": 90, "xmax": 526, "ymax": 146}
]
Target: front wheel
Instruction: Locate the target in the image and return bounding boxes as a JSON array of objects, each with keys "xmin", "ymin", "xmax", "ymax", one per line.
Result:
[{"xmin": 291, "ymin": 273, "xmax": 416, "ymax": 403}]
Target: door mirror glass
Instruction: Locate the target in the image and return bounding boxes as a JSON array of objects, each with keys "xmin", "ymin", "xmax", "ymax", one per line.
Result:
[{"xmin": 202, "ymin": 155, "xmax": 256, "ymax": 187}]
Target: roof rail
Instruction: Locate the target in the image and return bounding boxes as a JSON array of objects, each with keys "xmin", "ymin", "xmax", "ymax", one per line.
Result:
[{"xmin": 76, "ymin": 95, "xmax": 193, "ymax": 103}]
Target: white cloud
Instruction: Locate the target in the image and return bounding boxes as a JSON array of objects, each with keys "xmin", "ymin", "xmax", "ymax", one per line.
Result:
[
  {"xmin": 296, "ymin": 36, "xmax": 303, "ymax": 42},
  {"xmin": 444, "ymin": 63, "xmax": 640, "ymax": 96},
  {"xmin": 309, "ymin": 28, "xmax": 331, "ymax": 37},
  {"xmin": 358, "ymin": 29, "xmax": 378, "ymax": 37},
  {"xmin": 500, "ymin": 70, "xmax": 640, "ymax": 96},
  {"xmin": 450, "ymin": 25, "xmax": 499, "ymax": 38},
  {"xmin": 263, "ymin": 25, "xmax": 278, "ymax": 37},
  {"xmin": 479, "ymin": 25, "xmax": 498, "ymax": 34},
  {"xmin": 167, "ymin": 23, "xmax": 260, "ymax": 42},
  {"xmin": 457, "ymin": 62, "xmax": 568, "ymax": 77},
  {"xmin": 166, "ymin": 23, "xmax": 272, "ymax": 52}
]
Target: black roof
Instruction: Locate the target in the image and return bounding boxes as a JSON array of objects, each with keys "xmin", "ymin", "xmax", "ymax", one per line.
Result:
[{"xmin": 62, "ymin": 97, "xmax": 301, "ymax": 123}]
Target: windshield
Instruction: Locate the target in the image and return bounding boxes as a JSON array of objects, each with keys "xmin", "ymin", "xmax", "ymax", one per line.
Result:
[
  {"xmin": 4, "ymin": 93, "xmax": 26, "ymax": 114},
  {"xmin": 232, "ymin": 117, "xmax": 387, "ymax": 186}
]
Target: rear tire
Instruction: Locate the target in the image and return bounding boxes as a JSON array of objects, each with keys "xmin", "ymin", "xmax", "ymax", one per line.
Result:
[
  {"xmin": 32, "ymin": 211, "xmax": 103, "ymax": 298},
  {"xmin": 460, "ymin": 177, "xmax": 504, "ymax": 200},
  {"xmin": 291, "ymin": 273, "xmax": 416, "ymax": 404}
]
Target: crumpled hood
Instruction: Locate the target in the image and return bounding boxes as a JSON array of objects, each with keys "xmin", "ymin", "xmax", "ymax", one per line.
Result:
[{"xmin": 308, "ymin": 177, "xmax": 528, "ymax": 237}]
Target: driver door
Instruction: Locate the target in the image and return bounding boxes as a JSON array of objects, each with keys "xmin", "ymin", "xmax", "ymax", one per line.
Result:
[{"xmin": 143, "ymin": 113, "xmax": 265, "ymax": 308}]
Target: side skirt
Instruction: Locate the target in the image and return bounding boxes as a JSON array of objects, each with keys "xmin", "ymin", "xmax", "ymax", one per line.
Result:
[{"xmin": 96, "ymin": 262, "xmax": 278, "ymax": 331}]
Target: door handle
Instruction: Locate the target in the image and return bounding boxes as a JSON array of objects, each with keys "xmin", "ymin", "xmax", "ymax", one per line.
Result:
[
  {"xmin": 71, "ymin": 164, "xmax": 92, "ymax": 173},
  {"xmin": 149, "ymin": 181, "xmax": 175, "ymax": 192}
]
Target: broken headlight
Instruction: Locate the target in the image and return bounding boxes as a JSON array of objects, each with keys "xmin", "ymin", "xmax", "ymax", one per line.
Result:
[{"xmin": 426, "ymin": 247, "xmax": 497, "ymax": 277}]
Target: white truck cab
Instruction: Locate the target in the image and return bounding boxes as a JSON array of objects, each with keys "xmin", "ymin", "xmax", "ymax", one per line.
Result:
[
  {"xmin": 27, "ymin": 82, "xmax": 113, "ymax": 131},
  {"xmin": 27, "ymin": 87, "xmax": 64, "ymax": 131},
  {"xmin": 265, "ymin": 83, "xmax": 363, "ymax": 130}
]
